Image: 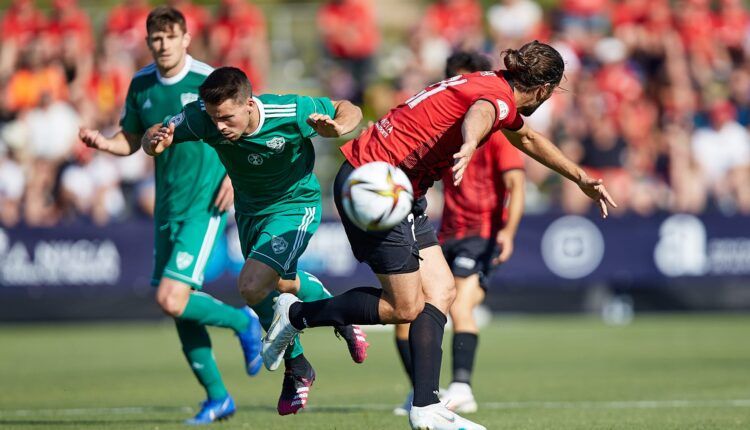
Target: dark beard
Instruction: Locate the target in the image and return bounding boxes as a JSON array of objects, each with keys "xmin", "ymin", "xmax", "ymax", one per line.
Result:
[{"xmin": 518, "ymin": 104, "xmax": 541, "ymax": 116}]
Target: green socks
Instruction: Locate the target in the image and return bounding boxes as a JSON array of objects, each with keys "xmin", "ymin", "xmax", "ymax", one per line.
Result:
[
  {"xmin": 295, "ymin": 270, "xmax": 333, "ymax": 301},
  {"xmin": 180, "ymin": 291, "xmax": 249, "ymax": 333},
  {"xmin": 174, "ymin": 319, "xmax": 228, "ymax": 400}
]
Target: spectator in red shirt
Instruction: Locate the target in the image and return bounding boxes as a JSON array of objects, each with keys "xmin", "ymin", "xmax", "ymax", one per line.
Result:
[
  {"xmin": 318, "ymin": 0, "xmax": 379, "ymax": 104},
  {"xmin": 209, "ymin": 0, "xmax": 269, "ymax": 90},
  {"xmin": 0, "ymin": 0, "xmax": 46, "ymax": 77},
  {"xmin": 422, "ymin": 0, "xmax": 483, "ymax": 50},
  {"xmin": 105, "ymin": 0, "xmax": 151, "ymax": 60}
]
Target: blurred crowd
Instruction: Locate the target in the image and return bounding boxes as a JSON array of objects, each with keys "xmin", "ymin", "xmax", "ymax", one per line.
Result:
[{"xmin": 1, "ymin": 0, "xmax": 750, "ymax": 227}]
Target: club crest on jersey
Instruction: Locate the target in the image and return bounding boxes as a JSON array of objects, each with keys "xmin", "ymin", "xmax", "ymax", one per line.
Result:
[
  {"xmin": 142, "ymin": 98, "xmax": 152, "ymax": 110},
  {"xmin": 266, "ymin": 137, "xmax": 286, "ymax": 153},
  {"xmin": 271, "ymin": 236, "xmax": 288, "ymax": 254},
  {"xmin": 181, "ymin": 93, "xmax": 198, "ymax": 106},
  {"xmin": 496, "ymin": 100, "xmax": 510, "ymax": 121},
  {"xmin": 248, "ymin": 153, "xmax": 264, "ymax": 166},
  {"xmin": 169, "ymin": 112, "xmax": 185, "ymax": 127},
  {"xmin": 175, "ymin": 251, "xmax": 194, "ymax": 270}
]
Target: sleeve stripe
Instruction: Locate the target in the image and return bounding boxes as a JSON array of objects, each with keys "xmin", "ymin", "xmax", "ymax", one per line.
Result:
[
  {"xmin": 264, "ymin": 104, "xmax": 297, "ymax": 108},
  {"xmin": 265, "ymin": 113, "xmax": 296, "ymax": 118},
  {"xmin": 133, "ymin": 64, "xmax": 156, "ymax": 78}
]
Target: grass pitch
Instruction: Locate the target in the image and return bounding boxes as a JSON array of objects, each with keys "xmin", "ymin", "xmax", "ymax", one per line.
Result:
[{"xmin": 1, "ymin": 314, "xmax": 749, "ymax": 429}]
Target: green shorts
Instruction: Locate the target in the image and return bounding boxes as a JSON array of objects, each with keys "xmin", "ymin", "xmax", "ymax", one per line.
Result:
[
  {"xmin": 236, "ymin": 205, "xmax": 321, "ymax": 280},
  {"xmin": 152, "ymin": 213, "xmax": 228, "ymax": 289}
]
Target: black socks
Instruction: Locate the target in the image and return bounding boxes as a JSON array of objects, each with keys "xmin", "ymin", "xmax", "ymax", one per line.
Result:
[
  {"xmin": 452, "ymin": 332, "xmax": 478, "ymax": 385},
  {"xmin": 395, "ymin": 337, "xmax": 414, "ymax": 384},
  {"xmin": 289, "ymin": 287, "xmax": 382, "ymax": 330},
  {"xmin": 409, "ymin": 303, "xmax": 447, "ymax": 408}
]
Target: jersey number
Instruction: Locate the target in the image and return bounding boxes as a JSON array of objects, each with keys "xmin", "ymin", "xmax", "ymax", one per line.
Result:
[{"xmin": 405, "ymin": 75, "xmax": 468, "ymax": 109}]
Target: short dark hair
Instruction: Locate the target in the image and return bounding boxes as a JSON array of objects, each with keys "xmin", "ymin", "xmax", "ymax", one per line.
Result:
[
  {"xmin": 502, "ymin": 40, "xmax": 564, "ymax": 91},
  {"xmin": 445, "ymin": 51, "xmax": 493, "ymax": 78},
  {"xmin": 146, "ymin": 6, "xmax": 187, "ymax": 35},
  {"xmin": 199, "ymin": 67, "xmax": 253, "ymax": 105}
]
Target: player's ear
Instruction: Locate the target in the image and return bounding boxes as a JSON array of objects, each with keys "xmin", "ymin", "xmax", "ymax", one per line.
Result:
[{"xmin": 182, "ymin": 32, "xmax": 192, "ymax": 49}]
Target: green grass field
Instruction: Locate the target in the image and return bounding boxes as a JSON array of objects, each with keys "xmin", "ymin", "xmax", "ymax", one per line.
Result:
[{"xmin": 1, "ymin": 314, "xmax": 749, "ymax": 429}]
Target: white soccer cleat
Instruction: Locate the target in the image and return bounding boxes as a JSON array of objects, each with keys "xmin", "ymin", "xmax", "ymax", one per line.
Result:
[
  {"xmin": 261, "ymin": 293, "xmax": 302, "ymax": 371},
  {"xmin": 442, "ymin": 382, "xmax": 478, "ymax": 413},
  {"xmin": 409, "ymin": 402, "xmax": 486, "ymax": 430},
  {"xmin": 393, "ymin": 390, "xmax": 413, "ymax": 416}
]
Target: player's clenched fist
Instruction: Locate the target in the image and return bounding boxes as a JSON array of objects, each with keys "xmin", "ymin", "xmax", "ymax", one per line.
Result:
[{"xmin": 79, "ymin": 128, "xmax": 105, "ymax": 150}]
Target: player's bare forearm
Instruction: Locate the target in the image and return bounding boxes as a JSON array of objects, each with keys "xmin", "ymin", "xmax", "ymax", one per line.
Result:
[
  {"xmin": 461, "ymin": 100, "xmax": 495, "ymax": 145},
  {"xmin": 504, "ymin": 125, "xmax": 585, "ymax": 185},
  {"xmin": 79, "ymin": 129, "xmax": 140, "ymax": 156},
  {"xmin": 331, "ymin": 100, "xmax": 363, "ymax": 136},
  {"xmin": 501, "ymin": 169, "xmax": 525, "ymax": 237}
]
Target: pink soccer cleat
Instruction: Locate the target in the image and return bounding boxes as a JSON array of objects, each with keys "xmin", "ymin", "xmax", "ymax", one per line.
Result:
[
  {"xmin": 277, "ymin": 362, "xmax": 316, "ymax": 415},
  {"xmin": 335, "ymin": 324, "xmax": 370, "ymax": 363}
]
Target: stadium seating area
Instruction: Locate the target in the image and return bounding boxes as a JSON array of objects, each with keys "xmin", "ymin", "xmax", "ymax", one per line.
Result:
[{"xmin": 1, "ymin": 0, "xmax": 749, "ymax": 227}]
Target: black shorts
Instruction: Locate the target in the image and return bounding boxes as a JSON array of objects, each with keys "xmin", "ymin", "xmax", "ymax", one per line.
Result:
[
  {"xmin": 334, "ymin": 161, "xmax": 439, "ymax": 275},
  {"xmin": 442, "ymin": 236, "xmax": 500, "ymax": 290}
]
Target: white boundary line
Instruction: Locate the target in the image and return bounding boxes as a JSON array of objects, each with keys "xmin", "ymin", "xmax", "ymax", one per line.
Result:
[{"xmin": 1, "ymin": 399, "xmax": 749, "ymax": 416}]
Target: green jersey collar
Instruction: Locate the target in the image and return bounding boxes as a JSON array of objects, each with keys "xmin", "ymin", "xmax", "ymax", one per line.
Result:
[
  {"xmin": 245, "ymin": 96, "xmax": 266, "ymax": 137},
  {"xmin": 157, "ymin": 55, "xmax": 193, "ymax": 86}
]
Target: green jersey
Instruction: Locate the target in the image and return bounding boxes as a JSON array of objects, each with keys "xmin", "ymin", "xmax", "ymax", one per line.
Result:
[
  {"xmin": 165, "ymin": 93, "xmax": 336, "ymax": 216},
  {"xmin": 121, "ymin": 55, "xmax": 226, "ymax": 221}
]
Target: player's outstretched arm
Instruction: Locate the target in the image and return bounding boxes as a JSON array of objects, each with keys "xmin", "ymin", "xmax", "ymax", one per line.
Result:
[
  {"xmin": 453, "ymin": 100, "xmax": 496, "ymax": 186},
  {"xmin": 141, "ymin": 123, "xmax": 176, "ymax": 157},
  {"xmin": 503, "ymin": 124, "xmax": 617, "ymax": 218},
  {"xmin": 306, "ymin": 100, "xmax": 362, "ymax": 138},
  {"xmin": 79, "ymin": 128, "xmax": 141, "ymax": 156}
]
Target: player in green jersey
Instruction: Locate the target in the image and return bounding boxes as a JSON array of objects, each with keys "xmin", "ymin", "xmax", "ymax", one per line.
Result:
[
  {"xmin": 78, "ymin": 7, "xmax": 261, "ymax": 425},
  {"xmin": 142, "ymin": 66, "xmax": 366, "ymax": 415}
]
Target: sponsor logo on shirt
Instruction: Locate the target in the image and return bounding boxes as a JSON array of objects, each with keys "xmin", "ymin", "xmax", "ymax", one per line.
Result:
[
  {"xmin": 169, "ymin": 112, "xmax": 185, "ymax": 127},
  {"xmin": 375, "ymin": 118, "xmax": 393, "ymax": 138},
  {"xmin": 175, "ymin": 251, "xmax": 194, "ymax": 270},
  {"xmin": 181, "ymin": 93, "xmax": 198, "ymax": 106},
  {"xmin": 266, "ymin": 136, "xmax": 286, "ymax": 153},
  {"xmin": 217, "ymin": 139, "xmax": 233, "ymax": 146},
  {"xmin": 248, "ymin": 153, "xmax": 264, "ymax": 166},
  {"xmin": 496, "ymin": 100, "xmax": 509, "ymax": 121},
  {"xmin": 271, "ymin": 236, "xmax": 288, "ymax": 254}
]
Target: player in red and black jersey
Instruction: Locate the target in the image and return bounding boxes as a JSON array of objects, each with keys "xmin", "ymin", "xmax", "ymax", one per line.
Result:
[
  {"xmin": 263, "ymin": 41, "xmax": 616, "ymax": 430},
  {"xmin": 392, "ymin": 51, "xmax": 526, "ymax": 416}
]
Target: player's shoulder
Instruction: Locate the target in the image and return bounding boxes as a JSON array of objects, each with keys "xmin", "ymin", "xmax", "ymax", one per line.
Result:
[
  {"xmin": 258, "ymin": 93, "xmax": 299, "ymax": 121},
  {"xmin": 129, "ymin": 63, "xmax": 158, "ymax": 90},
  {"xmin": 187, "ymin": 58, "xmax": 214, "ymax": 78},
  {"xmin": 259, "ymin": 93, "xmax": 298, "ymax": 108}
]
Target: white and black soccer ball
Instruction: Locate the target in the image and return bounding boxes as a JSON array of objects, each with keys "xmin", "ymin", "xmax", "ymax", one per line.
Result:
[{"xmin": 341, "ymin": 161, "xmax": 414, "ymax": 231}]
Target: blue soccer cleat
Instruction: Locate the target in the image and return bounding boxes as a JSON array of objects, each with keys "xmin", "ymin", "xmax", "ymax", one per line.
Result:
[
  {"xmin": 237, "ymin": 306, "xmax": 263, "ymax": 376},
  {"xmin": 185, "ymin": 396, "xmax": 236, "ymax": 425}
]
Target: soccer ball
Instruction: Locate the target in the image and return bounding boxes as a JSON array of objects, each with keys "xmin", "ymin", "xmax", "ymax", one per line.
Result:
[{"xmin": 342, "ymin": 161, "xmax": 414, "ymax": 231}]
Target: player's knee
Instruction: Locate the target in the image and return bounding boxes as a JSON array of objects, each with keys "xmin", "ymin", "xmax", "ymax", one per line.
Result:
[
  {"xmin": 238, "ymin": 271, "xmax": 273, "ymax": 305},
  {"xmin": 156, "ymin": 286, "xmax": 188, "ymax": 317},
  {"xmin": 393, "ymin": 300, "xmax": 424, "ymax": 323},
  {"xmin": 427, "ymin": 279, "xmax": 456, "ymax": 310}
]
